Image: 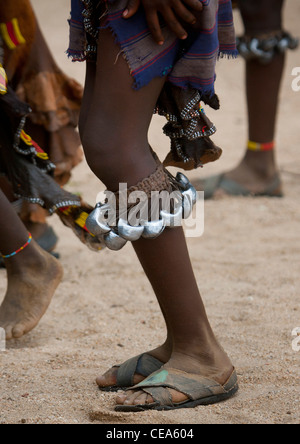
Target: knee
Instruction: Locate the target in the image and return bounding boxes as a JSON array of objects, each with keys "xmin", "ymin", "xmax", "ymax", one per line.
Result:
[
  {"xmin": 81, "ymin": 130, "xmax": 141, "ymax": 188},
  {"xmin": 239, "ymin": 0, "xmax": 284, "ymax": 33},
  {"xmin": 80, "ymin": 116, "xmax": 156, "ymax": 189},
  {"xmin": 81, "ymin": 132, "xmax": 116, "ymax": 180}
]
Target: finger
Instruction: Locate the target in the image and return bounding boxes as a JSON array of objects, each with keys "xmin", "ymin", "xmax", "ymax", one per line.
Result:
[
  {"xmin": 145, "ymin": 9, "xmax": 165, "ymax": 45},
  {"xmin": 160, "ymin": 8, "xmax": 188, "ymax": 40},
  {"xmin": 172, "ymin": 1, "xmax": 198, "ymax": 25},
  {"xmin": 123, "ymin": 0, "xmax": 140, "ymax": 18},
  {"xmin": 183, "ymin": 0, "xmax": 204, "ymax": 12}
]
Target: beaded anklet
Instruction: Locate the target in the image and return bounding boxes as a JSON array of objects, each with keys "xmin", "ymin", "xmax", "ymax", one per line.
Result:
[
  {"xmin": 247, "ymin": 141, "xmax": 275, "ymax": 152},
  {"xmin": 1, "ymin": 233, "xmax": 32, "ymax": 259}
]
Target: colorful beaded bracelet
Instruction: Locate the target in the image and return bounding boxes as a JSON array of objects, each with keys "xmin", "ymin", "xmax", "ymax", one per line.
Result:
[
  {"xmin": 247, "ymin": 141, "xmax": 275, "ymax": 152},
  {"xmin": 1, "ymin": 233, "xmax": 32, "ymax": 259}
]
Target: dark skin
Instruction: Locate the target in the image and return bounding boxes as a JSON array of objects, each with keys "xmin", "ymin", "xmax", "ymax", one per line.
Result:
[
  {"xmin": 80, "ymin": 14, "xmax": 233, "ymax": 406},
  {"xmin": 124, "ymin": 0, "xmax": 204, "ymax": 44},
  {"xmin": 0, "ymin": 190, "xmax": 63, "ymax": 339},
  {"xmin": 217, "ymin": 0, "xmax": 286, "ymax": 193}
]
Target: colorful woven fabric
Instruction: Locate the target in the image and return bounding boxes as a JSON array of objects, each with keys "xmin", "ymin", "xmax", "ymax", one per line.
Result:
[
  {"xmin": 68, "ymin": 0, "xmax": 237, "ymax": 171},
  {"xmin": 0, "ymin": 1, "xmax": 84, "ymax": 192},
  {"xmin": 0, "ymin": 18, "xmax": 26, "ymax": 50},
  {"xmin": 68, "ymin": 0, "xmax": 237, "ymax": 96},
  {"xmin": 20, "ymin": 130, "xmax": 50, "ymax": 161},
  {"xmin": 0, "ymin": 63, "xmax": 7, "ymax": 94}
]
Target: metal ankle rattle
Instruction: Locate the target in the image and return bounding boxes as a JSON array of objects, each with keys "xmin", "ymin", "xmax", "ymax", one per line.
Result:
[{"xmin": 86, "ymin": 166, "xmax": 197, "ymax": 251}]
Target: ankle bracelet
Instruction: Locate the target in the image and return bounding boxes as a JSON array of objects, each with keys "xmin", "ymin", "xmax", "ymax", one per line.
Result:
[
  {"xmin": 1, "ymin": 233, "xmax": 32, "ymax": 259},
  {"xmin": 86, "ymin": 163, "xmax": 197, "ymax": 251},
  {"xmin": 247, "ymin": 141, "xmax": 275, "ymax": 152}
]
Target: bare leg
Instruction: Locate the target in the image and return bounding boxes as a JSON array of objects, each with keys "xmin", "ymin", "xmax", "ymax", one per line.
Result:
[
  {"xmin": 0, "ymin": 190, "xmax": 63, "ymax": 339},
  {"xmin": 80, "ymin": 29, "xmax": 233, "ymax": 404},
  {"xmin": 224, "ymin": 0, "xmax": 285, "ymax": 193},
  {"xmin": 0, "ymin": 178, "xmax": 58, "ymax": 254},
  {"xmin": 118, "ymin": 229, "xmax": 232, "ymax": 406}
]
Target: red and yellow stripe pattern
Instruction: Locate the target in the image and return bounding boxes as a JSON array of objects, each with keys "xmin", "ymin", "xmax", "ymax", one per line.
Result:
[
  {"xmin": 59, "ymin": 206, "xmax": 97, "ymax": 239},
  {"xmin": 0, "ymin": 18, "xmax": 26, "ymax": 50},
  {"xmin": 247, "ymin": 141, "xmax": 275, "ymax": 152},
  {"xmin": 0, "ymin": 63, "xmax": 8, "ymax": 95},
  {"xmin": 20, "ymin": 130, "xmax": 49, "ymax": 160}
]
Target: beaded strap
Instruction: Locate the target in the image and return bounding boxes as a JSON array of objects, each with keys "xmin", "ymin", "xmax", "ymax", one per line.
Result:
[
  {"xmin": 247, "ymin": 141, "xmax": 275, "ymax": 152},
  {"xmin": 123, "ymin": 164, "xmax": 174, "ymax": 198},
  {"xmin": 1, "ymin": 233, "xmax": 32, "ymax": 259}
]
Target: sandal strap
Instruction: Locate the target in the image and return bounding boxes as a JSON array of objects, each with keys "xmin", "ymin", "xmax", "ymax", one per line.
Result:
[
  {"xmin": 142, "ymin": 386, "xmax": 174, "ymax": 407},
  {"xmin": 129, "ymin": 368, "xmax": 238, "ymax": 405},
  {"xmin": 136, "ymin": 354, "xmax": 164, "ymax": 378},
  {"xmin": 116, "ymin": 353, "xmax": 163, "ymax": 387}
]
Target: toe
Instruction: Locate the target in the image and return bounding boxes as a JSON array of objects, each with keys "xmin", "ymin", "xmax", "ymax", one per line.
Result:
[
  {"xmin": 96, "ymin": 366, "xmax": 146, "ymax": 389},
  {"xmin": 132, "ymin": 392, "xmax": 153, "ymax": 406},
  {"xmin": 4, "ymin": 325, "xmax": 13, "ymax": 340},
  {"xmin": 116, "ymin": 391, "xmax": 130, "ymax": 405},
  {"xmin": 167, "ymin": 388, "xmax": 189, "ymax": 404},
  {"xmin": 116, "ymin": 387, "xmax": 188, "ymax": 407},
  {"xmin": 12, "ymin": 324, "xmax": 25, "ymax": 339},
  {"xmin": 116, "ymin": 390, "xmax": 154, "ymax": 406},
  {"xmin": 123, "ymin": 391, "xmax": 144, "ymax": 406},
  {"xmin": 96, "ymin": 367, "xmax": 119, "ymax": 388}
]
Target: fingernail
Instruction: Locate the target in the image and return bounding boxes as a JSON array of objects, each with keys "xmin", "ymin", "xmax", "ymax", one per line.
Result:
[
  {"xmin": 158, "ymin": 41, "xmax": 164, "ymax": 46},
  {"xmin": 123, "ymin": 9, "xmax": 128, "ymax": 17}
]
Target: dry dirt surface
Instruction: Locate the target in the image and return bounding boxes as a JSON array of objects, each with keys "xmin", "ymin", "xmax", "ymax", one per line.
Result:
[{"xmin": 0, "ymin": 0, "xmax": 299, "ymax": 425}]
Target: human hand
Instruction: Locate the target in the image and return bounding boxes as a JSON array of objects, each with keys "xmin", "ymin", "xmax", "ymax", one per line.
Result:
[{"xmin": 123, "ymin": 0, "xmax": 204, "ymax": 45}]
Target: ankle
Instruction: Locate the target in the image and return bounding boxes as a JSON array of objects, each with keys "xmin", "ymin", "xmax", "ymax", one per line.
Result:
[
  {"xmin": 172, "ymin": 343, "xmax": 224, "ymax": 362},
  {"xmin": 242, "ymin": 150, "xmax": 277, "ymax": 178},
  {"xmin": 5, "ymin": 241, "xmax": 47, "ymax": 275},
  {"xmin": 172, "ymin": 330, "xmax": 228, "ymax": 362},
  {"xmin": 166, "ymin": 348, "xmax": 233, "ymax": 383},
  {"xmin": 150, "ymin": 338, "xmax": 173, "ymax": 362}
]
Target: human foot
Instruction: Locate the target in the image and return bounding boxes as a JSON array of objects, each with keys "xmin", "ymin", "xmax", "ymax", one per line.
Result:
[
  {"xmin": 96, "ymin": 345, "xmax": 171, "ymax": 390},
  {"xmin": 0, "ymin": 243, "xmax": 63, "ymax": 340},
  {"xmin": 222, "ymin": 152, "xmax": 281, "ymax": 196},
  {"xmin": 195, "ymin": 151, "xmax": 283, "ymax": 199},
  {"xmin": 115, "ymin": 349, "xmax": 236, "ymax": 410},
  {"xmin": 0, "ymin": 223, "xmax": 59, "ymax": 269}
]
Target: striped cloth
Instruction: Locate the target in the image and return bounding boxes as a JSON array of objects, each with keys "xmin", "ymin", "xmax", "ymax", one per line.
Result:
[
  {"xmin": 68, "ymin": 0, "xmax": 236, "ymax": 95},
  {"xmin": 68, "ymin": 0, "xmax": 237, "ymax": 171}
]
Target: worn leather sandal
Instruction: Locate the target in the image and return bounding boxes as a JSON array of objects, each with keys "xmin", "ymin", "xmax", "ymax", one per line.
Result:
[
  {"xmin": 196, "ymin": 173, "xmax": 283, "ymax": 200},
  {"xmin": 115, "ymin": 367, "xmax": 239, "ymax": 411},
  {"xmin": 97, "ymin": 353, "xmax": 164, "ymax": 392}
]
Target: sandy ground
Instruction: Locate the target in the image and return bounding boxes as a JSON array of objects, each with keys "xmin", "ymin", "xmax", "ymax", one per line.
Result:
[{"xmin": 0, "ymin": 0, "xmax": 299, "ymax": 425}]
